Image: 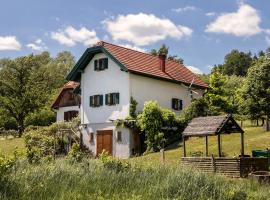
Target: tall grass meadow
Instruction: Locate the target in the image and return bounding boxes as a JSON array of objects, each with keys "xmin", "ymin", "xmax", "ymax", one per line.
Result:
[{"xmin": 0, "ymin": 157, "xmax": 270, "ymax": 200}]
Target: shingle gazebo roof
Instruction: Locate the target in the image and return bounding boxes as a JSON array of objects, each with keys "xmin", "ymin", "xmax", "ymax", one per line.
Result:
[{"xmin": 183, "ymin": 114, "xmax": 244, "ymax": 137}]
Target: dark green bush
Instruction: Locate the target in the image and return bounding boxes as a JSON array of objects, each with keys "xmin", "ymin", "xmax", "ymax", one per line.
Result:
[{"xmin": 25, "ymin": 107, "xmax": 56, "ymax": 127}]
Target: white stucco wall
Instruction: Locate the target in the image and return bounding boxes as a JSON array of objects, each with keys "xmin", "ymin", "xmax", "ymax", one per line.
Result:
[
  {"xmin": 56, "ymin": 106, "xmax": 80, "ymax": 122},
  {"xmin": 80, "ymin": 53, "xmax": 130, "ymax": 124},
  {"xmin": 80, "ymin": 53, "xmax": 131, "ymax": 158},
  {"xmin": 81, "ymin": 123, "xmax": 131, "ymax": 158},
  {"xmin": 129, "ymin": 73, "xmax": 204, "ymax": 114}
]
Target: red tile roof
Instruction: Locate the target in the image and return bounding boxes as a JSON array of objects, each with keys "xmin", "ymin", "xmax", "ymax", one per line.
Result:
[{"xmin": 98, "ymin": 41, "xmax": 208, "ymax": 88}]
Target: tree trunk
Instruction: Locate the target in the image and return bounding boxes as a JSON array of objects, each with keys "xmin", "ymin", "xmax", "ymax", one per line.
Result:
[
  {"xmin": 17, "ymin": 119, "xmax": 25, "ymax": 137},
  {"xmin": 265, "ymin": 116, "xmax": 270, "ymax": 132},
  {"xmin": 261, "ymin": 118, "xmax": 265, "ymax": 126}
]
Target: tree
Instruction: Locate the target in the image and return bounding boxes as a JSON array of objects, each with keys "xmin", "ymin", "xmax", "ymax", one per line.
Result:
[
  {"xmin": 224, "ymin": 50, "xmax": 253, "ymax": 76},
  {"xmin": 204, "ymin": 72, "xmax": 229, "ymax": 114},
  {"xmin": 150, "ymin": 44, "xmax": 184, "ymax": 64},
  {"xmin": 0, "ymin": 55, "xmax": 50, "ymax": 136},
  {"xmin": 0, "ymin": 51, "xmax": 75, "ymax": 135},
  {"xmin": 215, "ymin": 49, "xmax": 253, "ymax": 76},
  {"xmin": 238, "ymin": 57, "xmax": 270, "ymax": 130}
]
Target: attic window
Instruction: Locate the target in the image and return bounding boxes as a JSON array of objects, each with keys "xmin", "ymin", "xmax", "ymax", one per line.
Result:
[
  {"xmin": 172, "ymin": 98, "xmax": 183, "ymax": 111},
  {"xmin": 94, "ymin": 58, "xmax": 108, "ymax": 71},
  {"xmin": 105, "ymin": 93, "xmax": 120, "ymax": 105},
  {"xmin": 90, "ymin": 95, "xmax": 103, "ymax": 107}
]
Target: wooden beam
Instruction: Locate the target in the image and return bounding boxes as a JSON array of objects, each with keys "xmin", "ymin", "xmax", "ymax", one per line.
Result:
[
  {"xmin": 240, "ymin": 132, "xmax": 244, "ymax": 156},
  {"xmin": 183, "ymin": 137, "xmax": 186, "ymax": 157},
  {"xmin": 218, "ymin": 134, "xmax": 222, "ymax": 157},
  {"xmin": 205, "ymin": 136, "xmax": 208, "ymax": 157}
]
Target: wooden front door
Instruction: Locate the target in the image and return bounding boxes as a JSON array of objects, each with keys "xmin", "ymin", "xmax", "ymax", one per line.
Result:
[{"xmin": 96, "ymin": 130, "xmax": 113, "ymax": 156}]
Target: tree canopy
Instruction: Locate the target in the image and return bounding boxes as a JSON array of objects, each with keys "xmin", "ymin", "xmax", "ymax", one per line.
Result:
[
  {"xmin": 0, "ymin": 51, "xmax": 75, "ymax": 135},
  {"xmin": 212, "ymin": 49, "xmax": 253, "ymax": 76}
]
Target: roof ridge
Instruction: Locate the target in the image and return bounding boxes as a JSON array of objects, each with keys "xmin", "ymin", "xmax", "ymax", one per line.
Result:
[{"xmin": 97, "ymin": 40, "xmax": 169, "ymax": 60}]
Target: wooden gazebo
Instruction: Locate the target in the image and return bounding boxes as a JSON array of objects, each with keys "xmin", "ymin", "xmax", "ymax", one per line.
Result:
[
  {"xmin": 182, "ymin": 114, "xmax": 244, "ymax": 157},
  {"xmin": 181, "ymin": 114, "xmax": 269, "ymax": 178}
]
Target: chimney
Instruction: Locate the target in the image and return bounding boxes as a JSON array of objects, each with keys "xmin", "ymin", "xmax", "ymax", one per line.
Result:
[{"xmin": 158, "ymin": 54, "xmax": 166, "ymax": 72}]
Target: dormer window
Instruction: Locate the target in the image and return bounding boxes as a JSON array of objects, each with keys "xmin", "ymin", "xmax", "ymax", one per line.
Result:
[
  {"xmin": 172, "ymin": 98, "xmax": 183, "ymax": 111},
  {"xmin": 105, "ymin": 93, "xmax": 120, "ymax": 105},
  {"xmin": 94, "ymin": 58, "xmax": 108, "ymax": 71},
  {"xmin": 90, "ymin": 95, "xmax": 103, "ymax": 107}
]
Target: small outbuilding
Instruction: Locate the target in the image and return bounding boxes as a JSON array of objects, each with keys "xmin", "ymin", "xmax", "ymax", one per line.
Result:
[
  {"xmin": 181, "ymin": 114, "xmax": 269, "ymax": 178},
  {"xmin": 182, "ymin": 114, "xmax": 244, "ymax": 157}
]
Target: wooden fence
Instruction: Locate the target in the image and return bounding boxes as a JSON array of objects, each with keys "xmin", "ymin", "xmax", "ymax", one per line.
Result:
[{"xmin": 181, "ymin": 157, "xmax": 269, "ymax": 178}]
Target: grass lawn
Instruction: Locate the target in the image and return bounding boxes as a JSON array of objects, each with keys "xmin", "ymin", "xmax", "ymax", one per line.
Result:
[
  {"xmin": 0, "ymin": 137, "xmax": 25, "ymax": 156},
  {"xmin": 129, "ymin": 126, "xmax": 270, "ymax": 166}
]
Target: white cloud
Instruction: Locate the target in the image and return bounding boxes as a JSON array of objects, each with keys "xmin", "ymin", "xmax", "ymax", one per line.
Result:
[
  {"xmin": 118, "ymin": 43, "xmax": 146, "ymax": 52},
  {"xmin": 172, "ymin": 6, "xmax": 197, "ymax": 13},
  {"xmin": 206, "ymin": 12, "xmax": 216, "ymax": 17},
  {"xmin": 51, "ymin": 32, "xmax": 75, "ymax": 46},
  {"xmin": 0, "ymin": 36, "xmax": 21, "ymax": 51},
  {"xmin": 205, "ymin": 4, "xmax": 261, "ymax": 37},
  {"xmin": 51, "ymin": 26, "xmax": 99, "ymax": 47},
  {"xmin": 26, "ymin": 39, "xmax": 47, "ymax": 51},
  {"xmin": 103, "ymin": 13, "xmax": 193, "ymax": 46},
  {"xmin": 186, "ymin": 66, "xmax": 203, "ymax": 74},
  {"xmin": 35, "ymin": 39, "xmax": 42, "ymax": 44}
]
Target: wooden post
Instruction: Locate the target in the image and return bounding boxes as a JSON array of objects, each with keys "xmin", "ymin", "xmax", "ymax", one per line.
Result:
[
  {"xmin": 218, "ymin": 134, "xmax": 222, "ymax": 157},
  {"xmin": 211, "ymin": 154, "xmax": 216, "ymax": 173},
  {"xmin": 160, "ymin": 141, "xmax": 165, "ymax": 165},
  {"xmin": 240, "ymin": 132, "xmax": 244, "ymax": 156},
  {"xmin": 205, "ymin": 136, "xmax": 208, "ymax": 157},
  {"xmin": 183, "ymin": 136, "xmax": 186, "ymax": 157},
  {"xmin": 267, "ymin": 148, "xmax": 270, "ymax": 166},
  {"xmin": 160, "ymin": 148, "xmax": 165, "ymax": 165}
]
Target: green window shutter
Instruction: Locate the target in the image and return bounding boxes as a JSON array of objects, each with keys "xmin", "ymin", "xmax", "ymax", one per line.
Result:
[
  {"xmin": 179, "ymin": 100, "xmax": 183, "ymax": 110},
  {"xmin": 90, "ymin": 96, "xmax": 93, "ymax": 107},
  {"xmin": 99, "ymin": 95, "xmax": 103, "ymax": 106},
  {"xmin": 94, "ymin": 60, "xmax": 98, "ymax": 71},
  {"xmin": 104, "ymin": 58, "xmax": 108, "ymax": 69},
  {"xmin": 115, "ymin": 93, "xmax": 120, "ymax": 104},
  {"xmin": 172, "ymin": 98, "xmax": 176, "ymax": 110},
  {"xmin": 109, "ymin": 93, "xmax": 112, "ymax": 105}
]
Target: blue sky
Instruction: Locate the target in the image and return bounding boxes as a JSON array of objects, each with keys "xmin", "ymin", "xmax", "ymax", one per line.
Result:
[{"xmin": 1, "ymin": 0, "xmax": 270, "ymax": 74}]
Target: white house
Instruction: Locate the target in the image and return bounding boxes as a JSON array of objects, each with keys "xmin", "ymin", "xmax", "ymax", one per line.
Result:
[
  {"xmin": 51, "ymin": 81, "xmax": 81, "ymax": 122},
  {"xmin": 65, "ymin": 41, "xmax": 208, "ymax": 158}
]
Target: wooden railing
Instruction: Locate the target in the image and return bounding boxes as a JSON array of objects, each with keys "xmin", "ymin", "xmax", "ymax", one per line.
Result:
[{"xmin": 181, "ymin": 156, "xmax": 269, "ymax": 178}]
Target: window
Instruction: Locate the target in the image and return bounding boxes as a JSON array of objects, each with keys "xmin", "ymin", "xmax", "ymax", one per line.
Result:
[
  {"xmin": 105, "ymin": 93, "xmax": 120, "ymax": 105},
  {"xmin": 64, "ymin": 111, "xmax": 78, "ymax": 121},
  {"xmin": 94, "ymin": 58, "xmax": 108, "ymax": 71},
  {"xmin": 90, "ymin": 95, "xmax": 103, "ymax": 107},
  {"xmin": 172, "ymin": 98, "xmax": 183, "ymax": 111},
  {"xmin": 116, "ymin": 131, "xmax": 122, "ymax": 142},
  {"xmin": 89, "ymin": 132, "xmax": 94, "ymax": 143}
]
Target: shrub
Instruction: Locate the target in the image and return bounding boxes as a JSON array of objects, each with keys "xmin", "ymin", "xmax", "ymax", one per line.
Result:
[
  {"xmin": 24, "ymin": 118, "xmax": 80, "ymax": 163},
  {"xmin": 99, "ymin": 150, "xmax": 130, "ymax": 172},
  {"xmin": 137, "ymin": 101, "xmax": 184, "ymax": 152},
  {"xmin": 68, "ymin": 143, "xmax": 86, "ymax": 162},
  {"xmin": 25, "ymin": 107, "xmax": 56, "ymax": 127}
]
